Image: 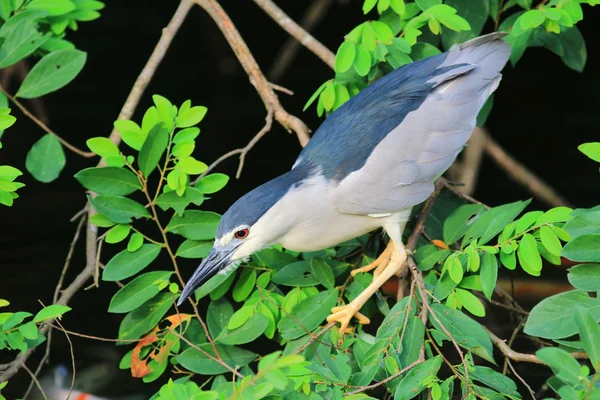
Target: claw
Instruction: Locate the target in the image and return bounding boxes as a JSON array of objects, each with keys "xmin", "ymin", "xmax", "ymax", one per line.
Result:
[
  {"xmin": 351, "ymin": 243, "xmax": 393, "ymax": 277},
  {"xmin": 327, "ymin": 303, "xmax": 371, "ymax": 338}
]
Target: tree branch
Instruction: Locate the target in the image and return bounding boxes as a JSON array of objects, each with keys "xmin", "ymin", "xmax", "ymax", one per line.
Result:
[
  {"xmin": 0, "ymin": 85, "xmax": 96, "ymax": 158},
  {"xmin": 191, "ymin": 0, "xmax": 311, "ymax": 147},
  {"xmin": 252, "ymin": 0, "xmax": 335, "ymax": 70}
]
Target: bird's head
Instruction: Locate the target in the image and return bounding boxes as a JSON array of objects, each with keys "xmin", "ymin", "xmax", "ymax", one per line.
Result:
[{"xmin": 177, "ymin": 170, "xmax": 304, "ymax": 305}]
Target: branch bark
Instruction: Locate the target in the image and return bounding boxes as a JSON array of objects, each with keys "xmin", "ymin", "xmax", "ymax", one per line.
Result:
[
  {"xmin": 252, "ymin": 0, "xmax": 335, "ymax": 70},
  {"xmin": 191, "ymin": 0, "xmax": 311, "ymax": 147}
]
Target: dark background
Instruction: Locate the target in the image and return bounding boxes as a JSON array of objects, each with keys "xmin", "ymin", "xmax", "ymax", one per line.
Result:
[{"xmin": 1, "ymin": 0, "xmax": 599, "ymax": 397}]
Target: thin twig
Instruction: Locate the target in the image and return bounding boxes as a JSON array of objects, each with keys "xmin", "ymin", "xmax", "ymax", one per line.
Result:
[
  {"xmin": 343, "ymin": 360, "xmax": 423, "ymax": 396},
  {"xmin": 502, "ymin": 319, "xmax": 526, "ymax": 374},
  {"xmin": 485, "ymin": 327, "xmax": 588, "ymax": 364},
  {"xmin": 252, "ymin": 0, "xmax": 335, "ymax": 70},
  {"xmin": 508, "ymin": 360, "xmax": 536, "ymax": 400},
  {"xmin": 54, "ymin": 213, "xmax": 87, "ymax": 303},
  {"xmin": 53, "ymin": 318, "xmax": 75, "ymax": 400},
  {"xmin": 191, "ymin": 0, "xmax": 311, "ymax": 147},
  {"xmin": 268, "ymin": 0, "xmax": 335, "ymax": 81},
  {"xmin": 198, "ymin": 109, "xmax": 274, "ymax": 180},
  {"xmin": 439, "ymin": 178, "xmax": 490, "ymax": 209},
  {"xmin": 22, "ymin": 364, "xmax": 48, "ymax": 400},
  {"xmin": 0, "ymin": 85, "xmax": 95, "ymax": 157},
  {"xmin": 407, "ymin": 180, "xmax": 444, "ymax": 252},
  {"xmin": 481, "ymin": 129, "xmax": 572, "ymax": 208}
]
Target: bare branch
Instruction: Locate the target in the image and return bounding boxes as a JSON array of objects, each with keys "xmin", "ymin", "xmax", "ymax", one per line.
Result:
[
  {"xmin": 481, "ymin": 129, "xmax": 573, "ymax": 208},
  {"xmin": 198, "ymin": 109, "xmax": 274, "ymax": 180},
  {"xmin": 268, "ymin": 0, "xmax": 335, "ymax": 81},
  {"xmin": 485, "ymin": 327, "xmax": 588, "ymax": 364},
  {"xmin": 191, "ymin": 0, "xmax": 311, "ymax": 147},
  {"xmin": 22, "ymin": 364, "xmax": 47, "ymax": 400},
  {"xmin": 252, "ymin": 0, "xmax": 335, "ymax": 70}
]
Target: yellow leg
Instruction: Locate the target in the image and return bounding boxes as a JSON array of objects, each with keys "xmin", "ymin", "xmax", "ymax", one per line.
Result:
[
  {"xmin": 350, "ymin": 242, "xmax": 393, "ymax": 278},
  {"xmin": 327, "ymin": 241, "xmax": 408, "ymax": 336}
]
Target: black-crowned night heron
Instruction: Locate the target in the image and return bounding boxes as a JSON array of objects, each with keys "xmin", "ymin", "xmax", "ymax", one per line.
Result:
[{"xmin": 178, "ymin": 33, "xmax": 510, "ymax": 333}]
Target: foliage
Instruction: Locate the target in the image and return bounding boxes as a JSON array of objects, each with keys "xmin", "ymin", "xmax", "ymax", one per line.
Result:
[
  {"xmin": 1, "ymin": 0, "xmax": 600, "ymax": 399},
  {"xmin": 0, "ymin": 107, "xmax": 24, "ymax": 206},
  {"xmin": 0, "ymin": 0, "xmax": 104, "ymax": 184}
]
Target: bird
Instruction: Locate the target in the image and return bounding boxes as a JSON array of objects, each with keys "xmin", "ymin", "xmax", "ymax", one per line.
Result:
[{"xmin": 178, "ymin": 32, "xmax": 511, "ymax": 334}]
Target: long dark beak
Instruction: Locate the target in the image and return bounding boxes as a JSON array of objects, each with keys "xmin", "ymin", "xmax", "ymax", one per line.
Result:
[{"xmin": 177, "ymin": 247, "xmax": 233, "ymax": 306}]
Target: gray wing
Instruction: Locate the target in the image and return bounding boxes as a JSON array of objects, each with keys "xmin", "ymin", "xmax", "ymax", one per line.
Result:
[{"xmin": 333, "ymin": 34, "xmax": 510, "ymax": 215}]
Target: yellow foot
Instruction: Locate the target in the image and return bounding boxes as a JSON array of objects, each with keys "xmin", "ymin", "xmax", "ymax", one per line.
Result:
[
  {"xmin": 351, "ymin": 242, "xmax": 393, "ymax": 278},
  {"xmin": 327, "ymin": 303, "xmax": 371, "ymax": 336}
]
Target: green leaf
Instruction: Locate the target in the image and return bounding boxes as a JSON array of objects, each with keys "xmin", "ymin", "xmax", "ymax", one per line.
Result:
[
  {"xmin": 443, "ymin": 204, "xmax": 486, "ymax": 245},
  {"xmin": 194, "ymin": 266, "xmax": 237, "ymax": 301},
  {"xmin": 564, "ymin": 209, "xmax": 600, "ymax": 239},
  {"xmin": 537, "ymin": 206, "xmax": 573, "ymax": 224},
  {"xmin": 520, "ymin": 9, "xmax": 545, "ymax": 29},
  {"xmin": 88, "ymin": 195, "xmax": 150, "ymax": 224},
  {"xmin": 194, "ymin": 173, "xmax": 229, "ymax": 194},
  {"xmin": 177, "ymin": 344, "xmax": 256, "ymax": 375},
  {"xmin": 0, "ymin": 114, "xmax": 16, "ymax": 131},
  {"xmin": 410, "ymin": 42, "xmax": 441, "ymax": 60},
  {"xmin": 2, "ymin": 312, "xmax": 32, "ymax": 330},
  {"xmin": 353, "ymin": 45, "xmax": 371, "ymax": 77},
  {"xmin": 105, "ymin": 224, "xmax": 130, "ymax": 244},
  {"xmin": 272, "ymin": 260, "xmax": 319, "ymax": 287},
  {"xmin": 127, "ymin": 232, "xmax": 144, "ymax": 252},
  {"xmin": 138, "ymin": 123, "xmax": 169, "ymax": 178},
  {"xmin": 562, "ymin": 234, "xmax": 600, "ymax": 262},
  {"xmin": 0, "ymin": 17, "xmax": 49, "ymax": 68},
  {"xmin": 16, "ymin": 49, "xmax": 86, "ymax": 98},
  {"xmin": 27, "ymin": 0, "xmax": 75, "ymax": 15},
  {"xmin": 579, "ymin": 142, "xmax": 600, "ymax": 163},
  {"xmin": 172, "ymin": 141, "xmax": 195, "ymax": 158},
  {"xmin": 0, "ymin": 166, "xmax": 21, "ymax": 182},
  {"xmin": 207, "ymin": 298, "xmax": 233, "ymax": 338},
  {"xmin": 310, "ymin": 258, "xmax": 335, "ymax": 289},
  {"xmin": 517, "ymin": 233, "xmax": 542, "ymax": 276},
  {"xmin": 18, "ymin": 322, "xmax": 39, "ymax": 340},
  {"xmin": 540, "ymin": 225, "xmax": 562, "ymax": 256},
  {"xmin": 108, "ymin": 271, "xmax": 172, "ymax": 313},
  {"xmin": 525, "ymin": 290, "xmax": 600, "ymax": 339},
  {"xmin": 515, "ymin": 210, "xmax": 543, "ymax": 234},
  {"xmin": 232, "ymin": 268, "xmax": 256, "ymax": 302},
  {"xmin": 429, "ymin": 303, "xmax": 495, "ymax": 362},
  {"xmin": 464, "ymin": 200, "xmax": 530, "ymax": 245},
  {"xmin": 568, "ymin": 264, "xmax": 600, "ymax": 292},
  {"xmin": 75, "ymin": 167, "xmax": 141, "ymax": 196},
  {"xmin": 467, "ymin": 366, "xmax": 519, "ymax": 397},
  {"xmin": 102, "ymin": 244, "xmax": 162, "ymax": 281},
  {"xmin": 157, "ymin": 187, "xmax": 204, "ymax": 215},
  {"xmin": 278, "ymin": 289, "xmax": 338, "ymax": 340},
  {"xmin": 447, "ymin": 256, "xmax": 463, "ymax": 283},
  {"xmin": 114, "ymin": 120, "xmax": 145, "ymax": 151},
  {"xmin": 118, "ymin": 293, "xmax": 172, "ymax": 340},
  {"xmin": 480, "ymin": 252, "xmax": 497, "ymax": 301},
  {"xmin": 363, "ymin": 0, "xmax": 377, "ymax": 13},
  {"xmin": 176, "ymin": 239, "xmax": 212, "ymax": 259},
  {"xmin": 536, "ymin": 347, "xmax": 581, "ymax": 385},
  {"xmin": 303, "ymin": 81, "xmax": 329, "ymax": 112},
  {"xmin": 25, "ymin": 134, "xmax": 65, "ymax": 182},
  {"xmin": 442, "ymin": 0, "xmax": 489, "ymax": 49},
  {"xmin": 166, "ymin": 210, "xmax": 220, "ymax": 240},
  {"xmin": 178, "ymin": 157, "xmax": 207, "ymax": 175},
  {"xmin": 89, "ymin": 213, "xmax": 115, "ymax": 228},
  {"xmin": 173, "ymin": 127, "xmax": 200, "ymax": 143},
  {"xmin": 321, "ymin": 81, "xmax": 335, "ymax": 110},
  {"xmin": 86, "ymin": 137, "xmax": 119, "ymax": 157},
  {"xmin": 377, "ymin": 297, "xmax": 412, "ymax": 339},
  {"xmin": 559, "ymin": 27, "xmax": 586, "ymax": 72},
  {"xmin": 394, "ymin": 356, "xmax": 442, "ymax": 400},
  {"xmin": 217, "ymin": 313, "xmax": 268, "ymax": 345},
  {"xmin": 33, "ymin": 304, "xmax": 71, "ymax": 323},
  {"xmin": 176, "ymin": 106, "xmax": 207, "ymax": 128},
  {"xmin": 334, "ymin": 41, "xmax": 356, "ymax": 73},
  {"xmin": 455, "ymin": 288, "xmax": 485, "ymax": 317},
  {"xmin": 228, "ymin": 307, "xmax": 254, "ymax": 330},
  {"xmin": 415, "ymin": 0, "xmax": 441, "ymax": 11},
  {"xmin": 573, "ymin": 307, "xmax": 600, "ymax": 367}
]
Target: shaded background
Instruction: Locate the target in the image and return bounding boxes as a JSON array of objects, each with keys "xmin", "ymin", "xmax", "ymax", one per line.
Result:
[{"xmin": 1, "ymin": 0, "xmax": 599, "ymax": 397}]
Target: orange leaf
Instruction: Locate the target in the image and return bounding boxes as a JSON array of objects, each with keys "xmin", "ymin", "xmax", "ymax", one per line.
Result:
[
  {"xmin": 130, "ymin": 329, "xmax": 159, "ymax": 378},
  {"xmin": 431, "ymin": 239, "xmax": 449, "ymax": 249}
]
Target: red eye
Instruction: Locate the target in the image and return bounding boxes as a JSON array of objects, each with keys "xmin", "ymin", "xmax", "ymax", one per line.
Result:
[{"xmin": 234, "ymin": 229, "xmax": 249, "ymax": 239}]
